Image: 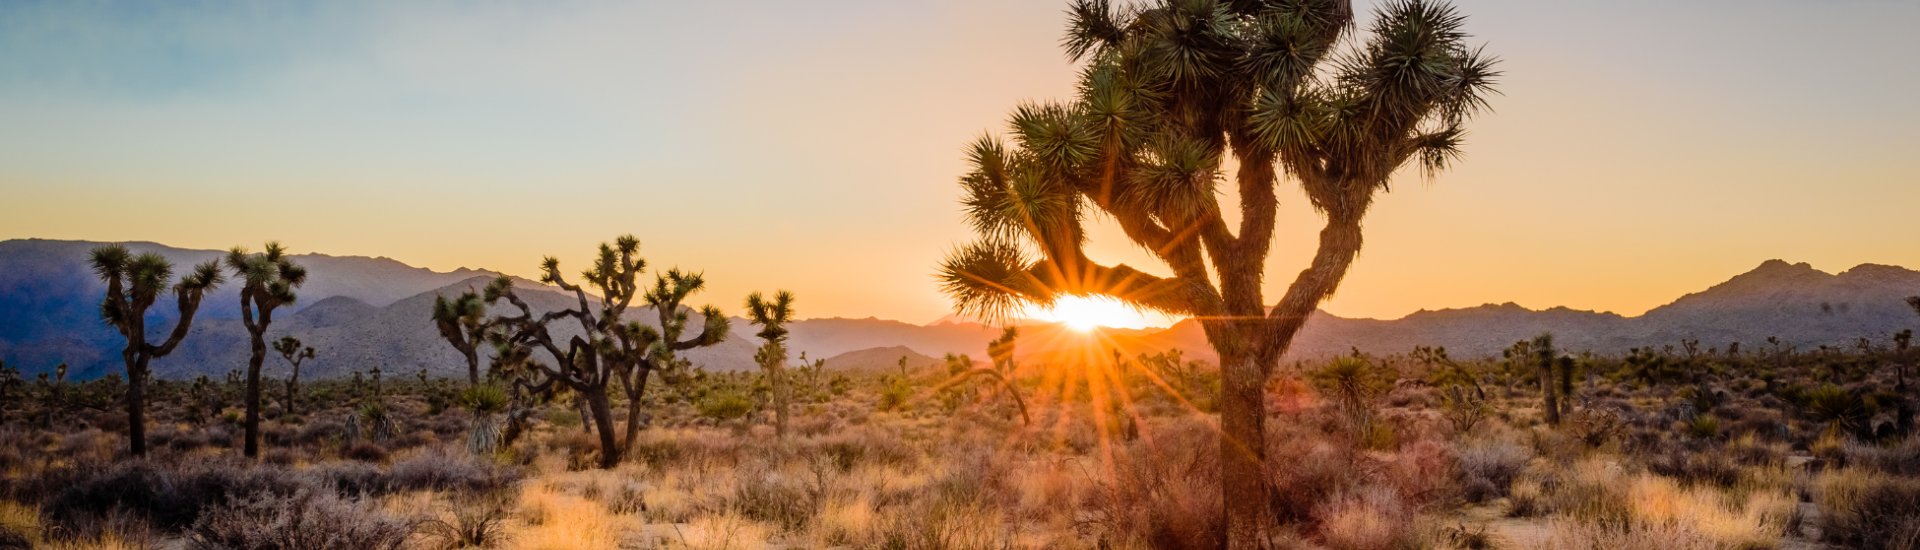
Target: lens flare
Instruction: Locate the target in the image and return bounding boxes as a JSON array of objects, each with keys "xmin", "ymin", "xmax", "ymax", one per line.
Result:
[{"xmin": 1023, "ymin": 295, "xmax": 1159, "ymax": 331}]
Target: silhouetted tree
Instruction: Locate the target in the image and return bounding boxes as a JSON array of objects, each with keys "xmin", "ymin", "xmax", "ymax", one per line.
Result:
[
  {"xmin": 487, "ymin": 236, "xmax": 727, "ymax": 468},
  {"xmin": 227, "ymin": 242, "xmax": 308, "ymax": 459},
  {"xmin": 272, "ymin": 336, "xmax": 315, "ymax": 416},
  {"xmin": 1534, "ymin": 333, "xmax": 1560, "ymax": 425},
  {"xmin": 746, "ymin": 290, "xmax": 796, "ymax": 438},
  {"xmin": 933, "ymin": 327, "xmax": 1032, "ymax": 426},
  {"xmin": 432, "ymin": 289, "xmax": 493, "ymax": 386},
  {"xmin": 618, "ymin": 268, "xmax": 728, "ymax": 451},
  {"xmin": 89, "ymin": 245, "xmax": 223, "ymax": 456},
  {"xmin": 935, "ymin": 1, "xmax": 1497, "ymax": 539}
]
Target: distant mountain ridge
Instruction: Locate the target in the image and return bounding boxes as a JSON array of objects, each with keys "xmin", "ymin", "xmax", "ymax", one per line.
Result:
[{"xmin": 2, "ymin": 238, "xmax": 1917, "ymax": 379}]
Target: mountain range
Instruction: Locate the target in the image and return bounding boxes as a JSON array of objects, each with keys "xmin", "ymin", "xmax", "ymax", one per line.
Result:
[{"xmin": 2, "ymin": 239, "xmax": 1917, "ymax": 380}]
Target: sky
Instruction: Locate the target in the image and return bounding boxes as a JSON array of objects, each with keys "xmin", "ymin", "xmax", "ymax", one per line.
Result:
[{"xmin": 2, "ymin": 0, "xmax": 1917, "ymax": 326}]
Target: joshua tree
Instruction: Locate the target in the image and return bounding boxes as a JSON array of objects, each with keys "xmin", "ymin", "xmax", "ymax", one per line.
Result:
[
  {"xmin": 1534, "ymin": 333, "xmax": 1560, "ymax": 426},
  {"xmin": 932, "ymin": 327, "xmax": 1032, "ymax": 426},
  {"xmin": 487, "ymin": 236, "xmax": 728, "ymax": 468},
  {"xmin": 227, "ymin": 242, "xmax": 308, "ymax": 459},
  {"xmin": 272, "ymin": 336, "xmax": 315, "ymax": 416},
  {"xmin": 36, "ymin": 364, "xmax": 67, "ymax": 428},
  {"xmin": 935, "ymin": 2, "xmax": 1496, "ymax": 537},
  {"xmin": 432, "ymin": 289, "xmax": 493, "ymax": 386},
  {"xmin": 745, "ymin": 290, "xmax": 796, "ymax": 438},
  {"xmin": 89, "ymin": 245, "xmax": 223, "ymax": 456}
]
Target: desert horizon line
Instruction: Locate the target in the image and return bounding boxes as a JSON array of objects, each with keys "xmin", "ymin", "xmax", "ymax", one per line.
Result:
[{"xmin": 5, "ymin": 235, "xmax": 1906, "ymax": 328}]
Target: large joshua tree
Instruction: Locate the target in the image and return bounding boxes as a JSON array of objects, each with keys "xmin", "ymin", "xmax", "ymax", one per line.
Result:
[
  {"xmin": 935, "ymin": 0, "xmax": 1496, "ymax": 543},
  {"xmin": 745, "ymin": 290, "xmax": 796, "ymax": 438},
  {"xmin": 89, "ymin": 245, "xmax": 223, "ymax": 456},
  {"xmin": 487, "ymin": 236, "xmax": 727, "ymax": 468},
  {"xmin": 432, "ymin": 289, "xmax": 493, "ymax": 386},
  {"xmin": 227, "ymin": 242, "xmax": 308, "ymax": 459}
]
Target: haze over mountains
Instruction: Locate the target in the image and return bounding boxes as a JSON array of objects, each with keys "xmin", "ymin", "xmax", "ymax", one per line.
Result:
[{"xmin": 2, "ymin": 239, "xmax": 1917, "ymax": 380}]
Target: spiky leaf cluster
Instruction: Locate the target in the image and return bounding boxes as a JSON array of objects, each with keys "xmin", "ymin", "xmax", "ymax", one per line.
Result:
[{"xmin": 939, "ymin": 0, "xmax": 1497, "ymax": 324}]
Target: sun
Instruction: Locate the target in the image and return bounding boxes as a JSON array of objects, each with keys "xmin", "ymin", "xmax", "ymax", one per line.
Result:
[{"xmin": 1023, "ymin": 295, "xmax": 1164, "ymax": 332}]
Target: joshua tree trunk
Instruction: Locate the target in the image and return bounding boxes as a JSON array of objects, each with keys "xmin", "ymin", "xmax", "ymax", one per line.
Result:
[
  {"xmin": 1213, "ymin": 212, "xmax": 1364, "ymax": 546},
  {"xmin": 620, "ymin": 369, "xmax": 652, "ymax": 454},
  {"xmin": 244, "ymin": 326, "xmax": 267, "ymax": 458},
  {"xmin": 127, "ymin": 356, "xmax": 149, "ymax": 456},
  {"xmin": 462, "ymin": 347, "xmax": 480, "ymax": 387},
  {"xmin": 284, "ymin": 371, "xmax": 300, "ymax": 416},
  {"xmin": 1216, "ymin": 348, "xmax": 1268, "ymax": 543},
  {"xmin": 773, "ymin": 362, "xmax": 790, "ymax": 438},
  {"xmin": 586, "ymin": 390, "xmax": 620, "ymax": 468}
]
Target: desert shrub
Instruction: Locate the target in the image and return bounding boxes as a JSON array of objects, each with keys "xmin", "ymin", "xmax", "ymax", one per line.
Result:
[
  {"xmin": 1386, "ymin": 439, "xmax": 1456, "ymax": 502},
  {"xmin": 169, "ymin": 431, "xmax": 211, "ymax": 453},
  {"xmin": 1647, "ymin": 449, "xmax": 1741, "ymax": 488},
  {"xmin": 873, "ymin": 500, "xmax": 1011, "ymax": 550},
  {"xmin": 1456, "ymin": 440, "xmax": 1530, "ymax": 503},
  {"xmin": 1815, "ymin": 467, "xmax": 1920, "ymax": 548},
  {"xmin": 294, "ymin": 419, "xmax": 342, "ymax": 446},
  {"xmin": 814, "ymin": 429, "xmax": 915, "ymax": 472},
  {"xmin": 1545, "ymin": 459, "xmax": 1632, "ymax": 526},
  {"xmin": 418, "ymin": 498, "xmax": 513, "ymax": 550},
  {"xmin": 697, "ymin": 391, "xmax": 754, "ymax": 421},
  {"xmin": 187, "ymin": 488, "xmax": 409, "ymax": 550},
  {"xmin": 0, "ymin": 526, "xmax": 25, "ymax": 550},
  {"xmin": 1847, "ymin": 435, "xmax": 1920, "ymax": 476},
  {"xmin": 41, "ymin": 460, "xmax": 308, "ymax": 539},
  {"xmin": 308, "ymin": 461, "xmax": 384, "ymax": 496},
  {"xmin": 343, "ymin": 442, "xmax": 389, "ymax": 463},
  {"xmin": 1507, "ymin": 478, "xmax": 1545, "ymax": 517},
  {"xmin": 263, "ymin": 448, "xmax": 300, "ymax": 467},
  {"xmin": 1268, "ymin": 435, "xmax": 1366, "ymax": 523},
  {"xmin": 1562, "ymin": 407, "xmax": 1625, "ymax": 449},
  {"xmin": 729, "ymin": 462, "xmax": 815, "ymax": 532},
  {"xmin": 1082, "ymin": 420, "xmax": 1223, "ymax": 549},
  {"xmin": 1685, "ymin": 415, "xmax": 1721, "ymax": 440},
  {"xmin": 1539, "ymin": 519, "xmax": 1718, "ymax": 550},
  {"xmin": 1315, "ymin": 486, "xmax": 1412, "ymax": 550},
  {"xmin": 546, "ymin": 432, "xmax": 600, "ymax": 470},
  {"xmin": 387, "ymin": 449, "xmax": 512, "ymax": 494}
]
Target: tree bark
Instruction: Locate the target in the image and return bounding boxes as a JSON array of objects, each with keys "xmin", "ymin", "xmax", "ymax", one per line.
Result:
[
  {"xmin": 244, "ymin": 328, "xmax": 266, "ymax": 458},
  {"xmin": 128, "ymin": 356, "xmax": 149, "ymax": 457},
  {"xmin": 586, "ymin": 390, "xmax": 621, "ymax": 468},
  {"xmin": 1226, "ymin": 211, "xmax": 1365, "ymax": 549},
  {"xmin": 284, "ymin": 366, "xmax": 300, "ymax": 417},
  {"xmin": 620, "ymin": 369, "xmax": 652, "ymax": 454},
  {"xmin": 1542, "ymin": 362, "xmax": 1560, "ymax": 426},
  {"xmin": 1219, "ymin": 347, "xmax": 1269, "ymax": 547},
  {"xmin": 463, "ymin": 346, "xmax": 480, "ymax": 387},
  {"xmin": 774, "ymin": 363, "xmax": 789, "ymax": 438}
]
